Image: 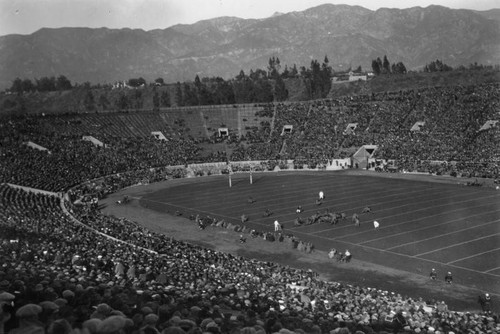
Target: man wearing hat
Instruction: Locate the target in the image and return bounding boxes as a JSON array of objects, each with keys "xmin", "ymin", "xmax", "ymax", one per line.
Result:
[
  {"xmin": 0, "ymin": 291, "xmax": 15, "ymax": 334},
  {"xmin": 140, "ymin": 313, "xmax": 160, "ymax": 333},
  {"xmin": 10, "ymin": 304, "xmax": 44, "ymax": 334},
  {"xmin": 96, "ymin": 315, "xmax": 128, "ymax": 334}
]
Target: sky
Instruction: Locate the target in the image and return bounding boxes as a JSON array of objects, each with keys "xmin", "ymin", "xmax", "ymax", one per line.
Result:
[{"xmin": 1, "ymin": 0, "xmax": 499, "ymax": 37}]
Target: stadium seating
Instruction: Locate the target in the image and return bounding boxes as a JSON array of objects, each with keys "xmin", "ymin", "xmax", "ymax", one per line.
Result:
[{"xmin": 0, "ymin": 82, "xmax": 499, "ymax": 333}]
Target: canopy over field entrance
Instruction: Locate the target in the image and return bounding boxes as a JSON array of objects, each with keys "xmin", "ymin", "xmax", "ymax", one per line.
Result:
[{"xmin": 351, "ymin": 145, "xmax": 377, "ymax": 169}]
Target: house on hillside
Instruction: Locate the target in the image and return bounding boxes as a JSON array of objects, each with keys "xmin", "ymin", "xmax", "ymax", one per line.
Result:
[{"xmin": 332, "ymin": 71, "xmax": 368, "ymax": 83}]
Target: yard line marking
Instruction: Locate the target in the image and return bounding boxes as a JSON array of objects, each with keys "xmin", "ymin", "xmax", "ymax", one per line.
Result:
[
  {"xmin": 309, "ymin": 203, "xmax": 500, "ymax": 237},
  {"xmin": 136, "ymin": 185, "xmax": 500, "ymax": 236},
  {"xmin": 176, "ymin": 177, "xmax": 432, "ymax": 211},
  {"xmin": 288, "ymin": 228, "xmax": 500, "ymax": 278},
  {"xmin": 413, "ymin": 232, "xmax": 500, "ymax": 257},
  {"xmin": 446, "ymin": 247, "xmax": 500, "ymax": 265},
  {"xmin": 136, "ymin": 196, "xmax": 288, "ymax": 229},
  {"xmin": 186, "ymin": 183, "xmax": 449, "ymax": 226},
  {"xmin": 132, "ymin": 188, "xmax": 500, "ymax": 280},
  {"xmin": 384, "ymin": 218, "xmax": 500, "ymax": 251},
  {"xmin": 167, "ymin": 172, "xmax": 463, "ymax": 212},
  {"xmin": 484, "ymin": 266, "xmax": 500, "ymax": 273},
  {"xmin": 132, "ymin": 196, "xmax": 236, "ymax": 221},
  {"xmin": 166, "ymin": 174, "xmax": 485, "ymax": 226},
  {"xmin": 307, "ymin": 196, "xmax": 500, "ymax": 237},
  {"xmin": 248, "ymin": 192, "xmax": 499, "ymax": 231}
]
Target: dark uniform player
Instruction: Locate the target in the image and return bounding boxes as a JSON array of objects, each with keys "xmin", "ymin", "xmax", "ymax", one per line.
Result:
[
  {"xmin": 478, "ymin": 293, "xmax": 492, "ymax": 314},
  {"xmin": 263, "ymin": 209, "xmax": 273, "ymax": 217},
  {"xmin": 445, "ymin": 272, "xmax": 453, "ymax": 284},
  {"xmin": 430, "ymin": 268, "xmax": 437, "ymax": 280},
  {"xmin": 352, "ymin": 213, "xmax": 360, "ymax": 227}
]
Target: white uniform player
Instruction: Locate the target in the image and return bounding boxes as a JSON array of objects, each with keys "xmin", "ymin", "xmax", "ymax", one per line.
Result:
[{"xmin": 274, "ymin": 220, "xmax": 281, "ymax": 231}]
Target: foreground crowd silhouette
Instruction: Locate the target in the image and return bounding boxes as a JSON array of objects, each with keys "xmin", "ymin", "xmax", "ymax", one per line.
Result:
[{"xmin": 0, "ymin": 82, "xmax": 499, "ymax": 333}]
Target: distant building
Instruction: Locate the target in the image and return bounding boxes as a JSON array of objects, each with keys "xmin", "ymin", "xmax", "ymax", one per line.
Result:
[{"xmin": 332, "ymin": 71, "xmax": 368, "ymax": 83}]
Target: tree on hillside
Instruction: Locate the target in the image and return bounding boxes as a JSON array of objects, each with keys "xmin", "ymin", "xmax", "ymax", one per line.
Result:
[
  {"xmin": 233, "ymin": 73, "xmax": 254, "ymax": 103},
  {"xmin": 194, "ymin": 75, "xmax": 202, "ymax": 89},
  {"xmin": 392, "ymin": 62, "xmax": 407, "ymax": 74},
  {"xmin": 127, "ymin": 77, "xmax": 146, "ymax": 88},
  {"xmin": 22, "ymin": 79, "xmax": 35, "ymax": 92},
  {"xmin": 253, "ymin": 78, "xmax": 274, "ymax": 103},
  {"xmin": 274, "ymin": 75, "xmax": 288, "ymax": 102},
  {"xmin": 116, "ymin": 93, "xmax": 129, "ymax": 110},
  {"xmin": 372, "ymin": 56, "xmax": 406, "ymax": 75},
  {"xmin": 281, "ymin": 65, "xmax": 290, "ymax": 79},
  {"xmin": 83, "ymin": 90, "xmax": 95, "ymax": 111},
  {"xmin": 320, "ymin": 56, "xmax": 332, "ymax": 97},
  {"xmin": 183, "ymin": 83, "xmax": 198, "ymax": 106},
  {"xmin": 36, "ymin": 77, "xmax": 57, "ymax": 92},
  {"xmin": 98, "ymin": 94, "xmax": 109, "ymax": 110},
  {"xmin": 133, "ymin": 90, "xmax": 143, "ymax": 109},
  {"xmin": 153, "ymin": 91, "xmax": 160, "ymax": 111},
  {"xmin": 424, "ymin": 59, "xmax": 453, "ymax": 72},
  {"xmin": 55, "ymin": 75, "xmax": 72, "ymax": 90},
  {"xmin": 161, "ymin": 90, "xmax": 170, "ymax": 107},
  {"xmin": 212, "ymin": 77, "xmax": 235, "ymax": 105},
  {"xmin": 250, "ymin": 69, "xmax": 267, "ymax": 81},
  {"xmin": 268, "ymin": 57, "xmax": 281, "ymax": 79},
  {"xmin": 154, "ymin": 77, "xmax": 165, "ymax": 86},
  {"xmin": 382, "ymin": 55, "xmax": 391, "ymax": 74},
  {"xmin": 371, "ymin": 57, "xmax": 383, "ymax": 75},
  {"xmin": 193, "ymin": 75, "xmax": 217, "ymax": 105},
  {"xmin": 175, "ymin": 82, "xmax": 183, "ymax": 106},
  {"xmin": 235, "ymin": 70, "xmax": 246, "ymax": 81},
  {"xmin": 10, "ymin": 78, "xmax": 23, "ymax": 94}
]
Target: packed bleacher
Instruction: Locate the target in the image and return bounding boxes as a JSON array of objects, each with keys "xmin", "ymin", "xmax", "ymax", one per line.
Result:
[
  {"xmin": 1, "ymin": 83, "xmax": 498, "ymax": 190},
  {"xmin": 232, "ymin": 83, "xmax": 499, "ymax": 178},
  {"xmin": 1, "ymin": 82, "xmax": 499, "ymax": 333},
  {"xmin": 1, "ymin": 183, "xmax": 499, "ymax": 334}
]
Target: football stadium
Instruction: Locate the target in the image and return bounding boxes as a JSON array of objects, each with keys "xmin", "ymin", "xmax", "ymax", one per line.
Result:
[
  {"xmin": 1, "ymin": 81, "xmax": 499, "ymax": 334},
  {"xmin": 2, "ymin": 1, "xmax": 500, "ymax": 330}
]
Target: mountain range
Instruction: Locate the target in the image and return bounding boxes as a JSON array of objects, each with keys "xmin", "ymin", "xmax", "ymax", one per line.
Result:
[{"xmin": 0, "ymin": 4, "xmax": 499, "ymax": 90}]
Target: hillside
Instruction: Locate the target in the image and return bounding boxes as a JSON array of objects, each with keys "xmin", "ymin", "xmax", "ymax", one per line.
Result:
[
  {"xmin": 0, "ymin": 4, "xmax": 499, "ymax": 90},
  {"xmin": 1, "ymin": 68, "xmax": 498, "ymax": 116}
]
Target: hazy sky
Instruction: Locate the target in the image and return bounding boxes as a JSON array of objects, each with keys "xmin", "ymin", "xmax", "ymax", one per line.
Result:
[{"xmin": 1, "ymin": 0, "xmax": 498, "ymax": 37}]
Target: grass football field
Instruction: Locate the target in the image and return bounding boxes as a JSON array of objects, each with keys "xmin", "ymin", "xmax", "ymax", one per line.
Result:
[{"xmin": 137, "ymin": 170, "xmax": 500, "ymax": 297}]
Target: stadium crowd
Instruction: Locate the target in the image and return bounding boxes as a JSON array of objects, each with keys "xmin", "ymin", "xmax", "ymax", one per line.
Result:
[
  {"xmin": 0, "ymin": 82, "xmax": 499, "ymax": 333},
  {"xmin": 1, "ymin": 83, "xmax": 499, "ymax": 192},
  {"xmin": 1, "ymin": 183, "xmax": 499, "ymax": 334},
  {"xmin": 231, "ymin": 83, "xmax": 499, "ymax": 178}
]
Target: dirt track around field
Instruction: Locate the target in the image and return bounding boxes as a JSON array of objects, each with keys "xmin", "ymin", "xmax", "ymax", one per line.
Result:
[{"xmin": 100, "ymin": 171, "xmax": 499, "ymax": 313}]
